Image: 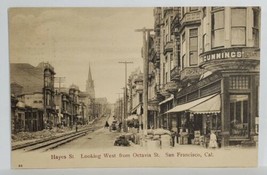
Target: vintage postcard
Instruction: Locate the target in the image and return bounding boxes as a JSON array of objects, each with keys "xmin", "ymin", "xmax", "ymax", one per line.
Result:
[{"xmin": 9, "ymin": 7, "xmax": 260, "ymax": 168}]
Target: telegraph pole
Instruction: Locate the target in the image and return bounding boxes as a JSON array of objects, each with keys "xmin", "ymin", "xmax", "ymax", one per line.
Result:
[
  {"xmin": 135, "ymin": 27, "xmax": 153, "ymax": 135},
  {"xmin": 55, "ymin": 77, "xmax": 65, "ymax": 92},
  {"xmin": 116, "ymin": 92, "xmax": 123, "ymax": 122},
  {"xmin": 118, "ymin": 61, "xmax": 133, "ymax": 126}
]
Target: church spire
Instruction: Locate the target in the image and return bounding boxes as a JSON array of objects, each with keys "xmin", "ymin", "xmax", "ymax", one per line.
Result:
[
  {"xmin": 86, "ymin": 62, "xmax": 95, "ymax": 99},
  {"xmin": 88, "ymin": 63, "xmax": 92, "ymax": 82}
]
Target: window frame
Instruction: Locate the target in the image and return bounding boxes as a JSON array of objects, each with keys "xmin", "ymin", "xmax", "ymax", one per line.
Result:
[
  {"xmin": 252, "ymin": 8, "xmax": 260, "ymax": 47},
  {"xmin": 211, "ymin": 8, "xmax": 225, "ymax": 49},
  {"xmin": 231, "ymin": 8, "xmax": 247, "ymax": 46},
  {"xmin": 189, "ymin": 28, "xmax": 198, "ymax": 66}
]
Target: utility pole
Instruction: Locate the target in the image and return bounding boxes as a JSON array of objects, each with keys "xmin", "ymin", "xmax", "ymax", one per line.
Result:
[
  {"xmin": 55, "ymin": 77, "xmax": 65, "ymax": 92},
  {"xmin": 118, "ymin": 61, "xmax": 133, "ymax": 128},
  {"xmin": 135, "ymin": 27, "xmax": 153, "ymax": 135},
  {"xmin": 116, "ymin": 92, "xmax": 123, "ymax": 122},
  {"xmin": 54, "ymin": 76, "xmax": 65, "ymax": 125}
]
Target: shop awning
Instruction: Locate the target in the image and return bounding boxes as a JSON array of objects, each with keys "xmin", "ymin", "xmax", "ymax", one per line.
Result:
[
  {"xmin": 159, "ymin": 94, "xmax": 174, "ymax": 105},
  {"xmin": 189, "ymin": 94, "xmax": 221, "ymax": 114},
  {"xmin": 166, "ymin": 94, "xmax": 218, "ymax": 113}
]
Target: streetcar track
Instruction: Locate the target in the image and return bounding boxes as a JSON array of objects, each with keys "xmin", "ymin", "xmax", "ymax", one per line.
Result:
[{"xmin": 12, "ymin": 118, "xmax": 108, "ymax": 152}]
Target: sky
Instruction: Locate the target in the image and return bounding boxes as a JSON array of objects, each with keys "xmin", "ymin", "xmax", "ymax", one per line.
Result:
[{"xmin": 9, "ymin": 8, "xmax": 154, "ymax": 103}]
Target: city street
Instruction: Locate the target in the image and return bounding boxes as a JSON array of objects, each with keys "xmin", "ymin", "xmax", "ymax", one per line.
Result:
[{"xmin": 53, "ymin": 115, "xmax": 122, "ymax": 150}]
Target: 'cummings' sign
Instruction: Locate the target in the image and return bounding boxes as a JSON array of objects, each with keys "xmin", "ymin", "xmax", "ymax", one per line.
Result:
[{"xmin": 200, "ymin": 48, "xmax": 259, "ymax": 63}]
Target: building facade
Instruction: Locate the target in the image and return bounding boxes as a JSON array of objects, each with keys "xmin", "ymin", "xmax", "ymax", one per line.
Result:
[
  {"xmin": 10, "ymin": 62, "xmax": 56, "ymax": 132},
  {"xmin": 151, "ymin": 7, "xmax": 260, "ymax": 146}
]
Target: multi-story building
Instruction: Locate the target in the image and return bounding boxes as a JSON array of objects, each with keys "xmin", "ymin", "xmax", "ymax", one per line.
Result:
[
  {"xmin": 10, "ymin": 62, "xmax": 56, "ymax": 132},
  {"xmin": 69, "ymin": 84, "xmax": 80, "ymax": 127},
  {"xmin": 151, "ymin": 7, "xmax": 260, "ymax": 147},
  {"xmin": 128, "ymin": 69, "xmax": 143, "ymax": 117},
  {"xmin": 154, "ymin": 8, "xmax": 179, "ymax": 130}
]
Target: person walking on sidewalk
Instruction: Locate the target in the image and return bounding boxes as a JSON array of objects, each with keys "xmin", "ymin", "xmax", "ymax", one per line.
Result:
[
  {"xmin": 75, "ymin": 124, "xmax": 78, "ymax": 132},
  {"xmin": 209, "ymin": 130, "xmax": 218, "ymax": 149},
  {"xmin": 171, "ymin": 130, "xmax": 176, "ymax": 147},
  {"xmin": 104, "ymin": 121, "xmax": 109, "ymax": 129}
]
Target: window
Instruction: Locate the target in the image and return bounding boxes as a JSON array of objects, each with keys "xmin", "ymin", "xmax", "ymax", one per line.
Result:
[
  {"xmin": 182, "ymin": 54, "xmax": 185, "ymax": 69},
  {"xmin": 202, "ymin": 34, "xmax": 207, "ymax": 52},
  {"xmin": 211, "ymin": 10, "xmax": 224, "ymax": 48},
  {"xmin": 165, "ymin": 72, "xmax": 168, "ymax": 83},
  {"xmin": 182, "ymin": 7, "xmax": 185, "ymax": 17},
  {"xmin": 253, "ymin": 8, "xmax": 260, "ymax": 47},
  {"xmin": 170, "ymin": 54, "xmax": 173, "ymax": 70},
  {"xmin": 229, "ymin": 76, "xmax": 250, "ymax": 89},
  {"xmin": 202, "ymin": 7, "xmax": 207, "ymax": 18},
  {"xmin": 163, "ymin": 30, "xmax": 165, "ymax": 45},
  {"xmin": 177, "ymin": 52, "xmax": 181, "ymax": 68},
  {"xmin": 162, "ymin": 63, "xmax": 165, "ymax": 84},
  {"xmin": 166, "ymin": 19, "xmax": 169, "ymax": 42},
  {"xmin": 189, "ymin": 28, "xmax": 198, "ymax": 66},
  {"xmin": 139, "ymin": 93, "xmax": 143, "ymax": 103},
  {"xmin": 231, "ymin": 8, "xmax": 246, "ymax": 46},
  {"xmin": 230, "ymin": 95, "xmax": 249, "ymax": 138}
]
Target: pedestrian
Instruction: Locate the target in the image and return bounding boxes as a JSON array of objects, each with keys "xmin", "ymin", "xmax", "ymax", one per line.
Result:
[
  {"xmin": 171, "ymin": 130, "xmax": 176, "ymax": 147},
  {"xmin": 75, "ymin": 124, "xmax": 78, "ymax": 132},
  {"xmin": 118, "ymin": 122, "xmax": 122, "ymax": 132},
  {"xmin": 209, "ymin": 130, "xmax": 218, "ymax": 149},
  {"xmin": 104, "ymin": 121, "xmax": 109, "ymax": 129}
]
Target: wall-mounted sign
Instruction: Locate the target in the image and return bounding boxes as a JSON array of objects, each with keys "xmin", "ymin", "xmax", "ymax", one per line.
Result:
[{"xmin": 200, "ymin": 48, "xmax": 260, "ymax": 63}]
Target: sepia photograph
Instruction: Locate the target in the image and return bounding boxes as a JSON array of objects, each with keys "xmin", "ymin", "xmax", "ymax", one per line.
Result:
[{"xmin": 9, "ymin": 7, "xmax": 261, "ymax": 168}]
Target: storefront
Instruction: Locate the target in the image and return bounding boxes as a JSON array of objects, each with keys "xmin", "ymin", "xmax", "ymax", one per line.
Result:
[
  {"xmin": 166, "ymin": 72, "xmax": 259, "ymax": 147},
  {"xmin": 158, "ymin": 95, "xmax": 174, "ymax": 130}
]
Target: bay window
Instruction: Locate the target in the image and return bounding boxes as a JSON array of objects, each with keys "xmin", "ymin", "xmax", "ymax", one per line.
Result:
[
  {"xmin": 253, "ymin": 8, "xmax": 260, "ymax": 47},
  {"xmin": 211, "ymin": 9, "xmax": 224, "ymax": 48},
  {"xmin": 231, "ymin": 8, "xmax": 246, "ymax": 46},
  {"xmin": 189, "ymin": 28, "xmax": 198, "ymax": 66}
]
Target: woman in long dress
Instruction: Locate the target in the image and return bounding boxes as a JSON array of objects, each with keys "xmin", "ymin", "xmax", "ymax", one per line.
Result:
[{"xmin": 209, "ymin": 131, "xmax": 218, "ymax": 149}]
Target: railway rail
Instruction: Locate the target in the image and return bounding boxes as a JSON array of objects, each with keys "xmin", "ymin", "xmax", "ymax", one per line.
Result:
[
  {"xmin": 12, "ymin": 117, "xmax": 108, "ymax": 152},
  {"xmin": 12, "ymin": 127, "xmax": 93, "ymax": 152}
]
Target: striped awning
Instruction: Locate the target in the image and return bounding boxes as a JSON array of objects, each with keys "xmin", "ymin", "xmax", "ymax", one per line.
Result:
[
  {"xmin": 166, "ymin": 94, "xmax": 219, "ymax": 113},
  {"xmin": 189, "ymin": 94, "xmax": 221, "ymax": 114}
]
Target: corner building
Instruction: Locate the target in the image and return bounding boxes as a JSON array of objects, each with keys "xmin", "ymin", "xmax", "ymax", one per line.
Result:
[{"xmin": 154, "ymin": 7, "xmax": 260, "ymax": 147}]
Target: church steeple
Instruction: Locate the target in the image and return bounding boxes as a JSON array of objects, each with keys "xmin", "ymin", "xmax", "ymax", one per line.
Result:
[{"xmin": 86, "ymin": 63, "xmax": 95, "ymax": 99}]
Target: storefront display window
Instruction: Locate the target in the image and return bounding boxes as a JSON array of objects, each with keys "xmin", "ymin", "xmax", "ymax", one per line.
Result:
[{"xmin": 230, "ymin": 95, "xmax": 249, "ymax": 138}]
